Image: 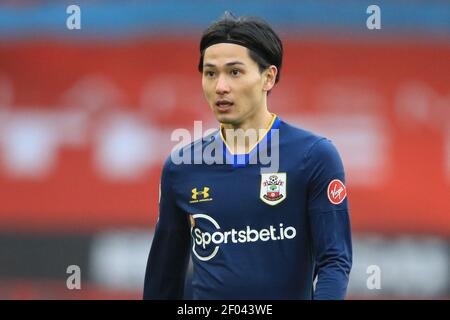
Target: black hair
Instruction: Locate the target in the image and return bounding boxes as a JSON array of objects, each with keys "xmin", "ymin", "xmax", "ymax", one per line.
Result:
[{"xmin": 198, "ymin": 11, "xmax": 283, "ymax": 85}]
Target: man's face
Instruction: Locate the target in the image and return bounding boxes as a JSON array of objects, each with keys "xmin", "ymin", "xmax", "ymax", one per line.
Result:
[{"xmin": 201, "ymin": 43, "xmax": 267, "ymax": 126}]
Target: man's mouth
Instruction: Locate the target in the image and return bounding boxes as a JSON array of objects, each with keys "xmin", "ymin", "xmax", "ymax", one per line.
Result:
[{"xmin": 215, "ymin": 99, "xmax": 234, "ymax": 112}]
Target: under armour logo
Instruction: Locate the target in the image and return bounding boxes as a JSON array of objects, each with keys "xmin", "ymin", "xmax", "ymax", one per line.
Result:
[
  {"xmin": 192, "ymin": 187, "xmax": 209, "ymax": 200},
  {"xmin": 190, "ymin": 187, "xmax": 213, "ymax": 203}
]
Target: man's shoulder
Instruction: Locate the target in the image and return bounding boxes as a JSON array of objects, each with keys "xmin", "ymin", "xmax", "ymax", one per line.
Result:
[
  {"xmin": 278, "ymin": 118, "xmax": 344, "ymax": 171},
  {"xmin": 162, "ymin": 129, "xmax": 219, "ymax": 172},
  {"xmin": 278, "ymin": 118, "xmax": 328, "ymax": 151}
]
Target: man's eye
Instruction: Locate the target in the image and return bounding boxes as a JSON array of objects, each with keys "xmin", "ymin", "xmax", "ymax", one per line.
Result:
[
  {"xmin": 205, "ymin": 71, "xmax": 215, "ymax": 77},
  {"xmin": 231, "ymin": 69, "xmax": 241, "ymax": 76}
]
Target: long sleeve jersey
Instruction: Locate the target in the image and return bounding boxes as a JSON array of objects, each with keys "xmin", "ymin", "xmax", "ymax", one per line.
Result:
[{"xmin": 144, "ymin": 115, "xmax": 352, "ymax": 299}]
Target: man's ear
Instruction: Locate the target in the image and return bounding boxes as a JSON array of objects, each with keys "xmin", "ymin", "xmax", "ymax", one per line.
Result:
[{"xmin": 262, "ymin": 65, "xmax": 278, "ymax": 92}]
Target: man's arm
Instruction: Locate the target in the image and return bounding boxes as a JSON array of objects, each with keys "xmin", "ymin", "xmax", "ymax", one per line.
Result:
[
  {"xmin": 143, "ymin": 159, "xmax": 191, "ymax": 299},
  {"xmin": 306, "ymin": 138, "xmax": 353, "ymax": 300}
]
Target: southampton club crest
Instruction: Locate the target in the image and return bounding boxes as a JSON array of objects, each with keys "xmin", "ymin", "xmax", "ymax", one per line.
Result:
[{"xmin": 260, "ymin": 173, "xmax": 287, "ymax": 206}]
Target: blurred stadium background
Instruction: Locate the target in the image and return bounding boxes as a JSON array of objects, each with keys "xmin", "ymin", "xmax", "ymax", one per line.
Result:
[{"xmin": 0, "ymin": 0, "xmax": 449, "ymax": 299}]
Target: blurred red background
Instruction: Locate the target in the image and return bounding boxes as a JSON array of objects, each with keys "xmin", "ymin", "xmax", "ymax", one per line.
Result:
[{"xmin": 0, "ymin": 40, "xmax": 448, "ymax": 236}]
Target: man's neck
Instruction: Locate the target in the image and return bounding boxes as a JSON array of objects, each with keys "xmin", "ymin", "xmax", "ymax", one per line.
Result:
[{"xmin": 221, "ymin": 109, "xmax": 274, "ymax": 154}]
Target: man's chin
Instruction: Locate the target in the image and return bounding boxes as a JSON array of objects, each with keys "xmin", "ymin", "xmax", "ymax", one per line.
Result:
[{"xmin": 214, "ymin": 113, "xmax": 237, "ymax": 125}]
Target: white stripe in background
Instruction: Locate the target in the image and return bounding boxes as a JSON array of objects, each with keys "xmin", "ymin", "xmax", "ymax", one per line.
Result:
[
  {"xmin": 347, "ymin": 235, "xmax": 449, "ymax": 297},
  {"xmin": 89, "ymin": 230, "xmax": 449, "ymax": 297}
]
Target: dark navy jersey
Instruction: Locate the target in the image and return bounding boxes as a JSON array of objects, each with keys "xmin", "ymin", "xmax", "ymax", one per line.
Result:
[{"xmin": 143, "ymin": 115, "xmax": 352, "ymax": 300}]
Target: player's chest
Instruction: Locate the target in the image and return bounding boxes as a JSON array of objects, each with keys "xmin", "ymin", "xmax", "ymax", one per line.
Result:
[{"xmin": 173, "ymin": 167, "xmax": 307, "ymax": 226}]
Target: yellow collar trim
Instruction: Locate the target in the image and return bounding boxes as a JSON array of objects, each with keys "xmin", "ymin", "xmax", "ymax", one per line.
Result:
[{"xmin": 219, "ymin": 113, "xmax": 277, "ymax": 155}]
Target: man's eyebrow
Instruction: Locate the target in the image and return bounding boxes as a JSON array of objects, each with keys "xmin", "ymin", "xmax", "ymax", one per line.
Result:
[{"xmin": 203, "ymin": 61, "xmax": 246, "ymax": 68}]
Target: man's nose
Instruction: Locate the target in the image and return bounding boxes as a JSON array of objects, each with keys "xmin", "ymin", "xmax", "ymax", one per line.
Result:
[{"xmin": 215, "ymin": 75, "xmax": 231, "ymax": 95}]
